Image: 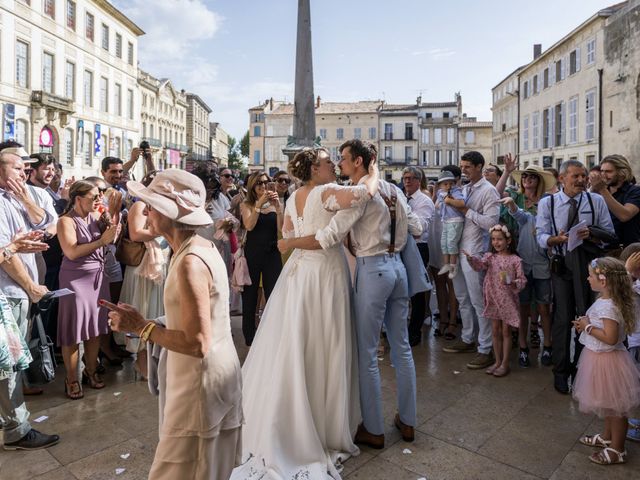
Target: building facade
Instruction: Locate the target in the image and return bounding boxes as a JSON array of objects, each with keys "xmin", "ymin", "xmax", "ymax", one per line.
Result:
[
  {"xmin": 458, "ymin": 120, "xmax": 493, "ymax": 165},
  {"xmin": 379, "ymin": 103, "xmax": 418, "ymax": 181},
  {"xmin": 209, "ymin": 121, "xmax": 229, "ymax": 165},
  {"xmin": 138, "ymin": 69, "xmax": 188, "ymax": 170},
  {"xmin": 0, "ymin": 0, "xmax": 143, "ymax": 178},
  {"xmin": 186, "ymin": 93, "xmax": 212, "ymax": 162},
  {"xmin": 492, "ymin": 67, "xmax": 523, "ymax": 165}
]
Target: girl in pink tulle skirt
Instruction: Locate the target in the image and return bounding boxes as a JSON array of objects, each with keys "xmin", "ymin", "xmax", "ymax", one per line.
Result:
[{"xmin": 572, "ymin": 257, "xmax": 640, "ymax": 466}]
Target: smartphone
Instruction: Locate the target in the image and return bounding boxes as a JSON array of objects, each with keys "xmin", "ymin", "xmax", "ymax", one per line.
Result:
[{"xmin": 267, "ymin": 182, "xmax": 276, "ymax": 192}]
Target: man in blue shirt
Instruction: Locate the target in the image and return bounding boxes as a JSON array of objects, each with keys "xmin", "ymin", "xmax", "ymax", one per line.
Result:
[{"xmin": 536, "ymin": 160, "xmax": 615, "ymax": 394}]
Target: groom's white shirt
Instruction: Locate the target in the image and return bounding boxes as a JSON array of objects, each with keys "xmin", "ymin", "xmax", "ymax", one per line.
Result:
[{"xmin": 315, "ymin": 177, "xmax": 422, "ymax": 256}]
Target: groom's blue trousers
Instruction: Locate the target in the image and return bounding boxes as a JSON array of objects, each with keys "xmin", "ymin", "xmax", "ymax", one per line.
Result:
[{"xmin": 354, "ymin": 253, "xmax": 417, "ymax": 436}]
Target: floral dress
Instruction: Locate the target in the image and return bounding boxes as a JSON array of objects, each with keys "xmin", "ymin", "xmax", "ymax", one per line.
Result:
[
  {"xmin": 0, "ymin": 293, "xmax": 32, "ymax": 380},
  {"xmin": 468, "ymin": 253, "xmax": 527, "ymax": 327}
]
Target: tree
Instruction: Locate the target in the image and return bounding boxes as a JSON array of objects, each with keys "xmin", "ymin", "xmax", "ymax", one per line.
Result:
[
  {"xmin": 227, "ymin": 136, "xmax": 246, "ymax": 173},
  {"xmin": 240, "ymin": 130, "xmax": 250, "ymax": 159}
]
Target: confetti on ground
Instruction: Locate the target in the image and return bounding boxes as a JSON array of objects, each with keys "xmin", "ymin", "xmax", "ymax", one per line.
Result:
[
  {"xmin": 453, "ymin": 370, "xmax": 461, "ymax": 375},
  {"xmin": 402, "ymin": 448, "xmax": 412, "ymax": 454},
  {"xmin": 418, "ymin": 477, "xmax": 427, "ymax": 480},
  {"xmin": 114, "ymin": 392, "xmax": 122, "ymax": 396},
  {"xmin": 115, "ymin": 468, "xmax": 126, "ymax": 475},
  {"xmin": 33, "ymin": 416, "xmax": 48, "ymax": 423},
  {"xmin": 120, "ymin": 453, "xmax": 130, "ymax": 459}
]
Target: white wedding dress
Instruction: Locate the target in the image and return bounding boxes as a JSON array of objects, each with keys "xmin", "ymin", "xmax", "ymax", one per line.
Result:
[{"xmin": 231, "ymin": 184, "xmax": 370, "ymax": 480}]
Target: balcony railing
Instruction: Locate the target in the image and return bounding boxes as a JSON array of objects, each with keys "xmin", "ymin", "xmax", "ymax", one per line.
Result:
[
  {"xmin": 188, "ymin": 152, "xmax": 213, "ymax": 162},
  {"xmin": 420, "ymin": 117, "xmax": 455, "ymax": 125},
  {"xmin": 141, "ymin": 137, "xmax": 162, "ymax": 148},
  {"xmin": 31, "ymin": 91, "xmax": 75, "ymax": 114},
  {"xmin": 384, "ymin": 133, "xmax": 393, "ymax": 140},
  {"xmin": 383, "ymin": 157, "xmax": 416, "ymax": 166},
  {"xmin": 165, "ymin": 142, "xmax": 189, "ymax": 152}
]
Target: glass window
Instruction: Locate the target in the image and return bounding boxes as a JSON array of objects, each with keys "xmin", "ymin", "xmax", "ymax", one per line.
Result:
[
  {"xmin": 44, "ymin": 0, "xmax": 55, "ymax": 19},
  {"xmin": 84, "ymin": 131, "xmax": 92, "ymax": 166},
  {"xmin": 115, "ymin": 33, "xmax": 122, "ymax": 59},
  {"xmin": 319, "ymin": 128, "xmax": 327, "ymax": 140},
  {"xmin": 253, "ymin": 125, "xmax": 261, "ymax": 136},
  {"xmin": 354, "ymin": 127, "xmax": 361, "ymax": 139},
  {"xmin": 64, "ymin": 128, "xmax": 74, "ymax": 165},
  {"xmin": 446, "ymin": 127, "xmax": 455, "ymax": 144},
  {"xmin": 532, "ymin": 111, "xmax": 540, "ymax": 150},
  {"xmin": 336, "ymin": 128, "xmax": 344, "ymax": 140},
  {"xmin": 434, "ymin": 128, "xmax": 442, "ymax": 144},
  {"xmin": 83, "ymin": 70, "xmax": 93, "ymax": 107},
  {"xmin": 16, "ymin": 40, "xmax": 29, "ymax": 88},
  {"xmin": 127, "ymin": 42, "xmax": 134, "ymax": 66},
  {"xmin": 404, "ymin": 146, "xmax": 413, "ymax": 162},
  {"xmin": 368, "ymin": 127, "xmax": 376, "ymax": 139},
  {"xmin": 42, "ymin": 52, "xmax": 54, "ymax": 93},
  {"xmin": 569, "ymin": 96, "xmax": 578, "ymax": 144},
  {"xmin": 253, "ymin": 150, "xmax": 261, "ymax": 165},
  {"xmin": 101, "ymin": 24, "xmax": 109, "ymax": 51},
  {"xmin": 65, "ymin": 61, "xmax": 75, "ymax": 99},
  {"xmin": 99, "ymin": 77, "xmax": 108, "ymax": 112},
  {"xmin": 522, "ymin": 116, "xmax": 529, "ymax": 152},
  {"xmin": 586, "ymin": 89, "xmax": 596, "ymax": 141},
  {"xmin": 384, "ymin": 123, "xmax": 393, "ymax": 140},
  {"xmin": 384, "ymin": 146, "xmax": 392, "ymax": 161},
  {"xmin": 114, "ymin": 83, "xmax": 121, "ymax": 116},
  {"xmin": 15, "ymin": 120, "xmax": 28, "ymax": 146},
  {"xmin": 465, "ymin": 130, "xmax": 475, "ymax": 144},
  {"xmin": 66, "ymin": 1, "xmax": 76, "ymax": 30},
  {"xmin": 421, "ymin": 150, "xmax": 429, "ymax": 166},
  {"xmin": 86, "ymin": 13, "xmax": 94, "ymax": 41},
  {"xmin": 434, "ymin": 150, "xmax": 442, "ymax": 166},
  {"xmin": 421, "ymin": 128, "xmax": 430, "ymax": 144},
  {"xmin": 586, "ymin": 38, "xmax": 596, "ymax": 65}
]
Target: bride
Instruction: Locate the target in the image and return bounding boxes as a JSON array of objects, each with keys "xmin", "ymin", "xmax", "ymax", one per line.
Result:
[{"xmin": 231, "ymin": 147, "xmax": 379, "ymax": 479}]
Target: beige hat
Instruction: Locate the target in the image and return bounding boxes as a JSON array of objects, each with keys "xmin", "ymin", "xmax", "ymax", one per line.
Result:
[
  {"xmin": 511, "ymin": 165, "xmax": 556, "ymax": 193},
  {"xmin": 0, "ymin": 146, "xmax": 32, "ymax": 162},
  {"xmin": 127, "ymin": 169, "xmax": 212, "ymax": 226}
]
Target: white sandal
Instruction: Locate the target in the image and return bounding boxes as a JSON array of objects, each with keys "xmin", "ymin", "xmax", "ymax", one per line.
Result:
[
  {"xmin": 589, "ymin": 447, "xmax": 627, "ymax": 465},
  {"xmin": 579, "ymin": 433, "xmax": 611, "ymax": 448}
]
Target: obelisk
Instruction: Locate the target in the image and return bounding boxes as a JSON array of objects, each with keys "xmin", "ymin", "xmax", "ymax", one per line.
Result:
[{"xmin": 283, "ymin": 0, "xmax": 318, "ymax": 158}]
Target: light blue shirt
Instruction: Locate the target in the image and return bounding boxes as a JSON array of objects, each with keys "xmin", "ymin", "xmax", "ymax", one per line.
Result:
[
  {"xmin": 437, "ymin": 187, "xmax": 465, "ymax": 222},
  {"xmin": 536, "ymin": 190, "xmax": 614, "ymax": 253},
  {"xmin": 509, "ymin": 207, "xmax": 550, "ymax": 279}
]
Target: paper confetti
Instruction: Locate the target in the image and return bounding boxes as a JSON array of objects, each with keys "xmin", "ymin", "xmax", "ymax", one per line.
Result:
[
  {"xmin": 402, "ymin": 448, "xmax": 412, "ymax": 454},
  {"xmin": 453, "ymin": 370, "xmax": 461, "ymax": 375},
  {"xmin": 120, "ymin": 453, "xmax": 130, "ymax": 459},
  {"xmin": 114, "ymin": 392, "xmax": 122, "ymax": 396},
  {"xmin": 33, "ymin": 415, "xmax": 48, "ymax": 423},
  {"xmin": 115, "ymin": 468, "xmax": 126, "ymax": 475}
]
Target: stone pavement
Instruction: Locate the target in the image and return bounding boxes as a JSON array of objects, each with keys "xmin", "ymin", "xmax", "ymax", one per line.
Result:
[{"xmin": 1, "ymin": 317, "xmax": 639, "ymax": 480}]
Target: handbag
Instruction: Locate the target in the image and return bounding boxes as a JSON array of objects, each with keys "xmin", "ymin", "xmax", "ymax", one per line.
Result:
[
  {"xmin": 115, "ymin": 214, "xmax": 146, "ymax": 266},
  {"xmin": 25, "ymin": 309, "xmax": 56, "ymax": 385}
]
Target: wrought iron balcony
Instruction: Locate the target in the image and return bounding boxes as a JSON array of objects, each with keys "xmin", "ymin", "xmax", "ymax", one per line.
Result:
[{"xmin": 141, "ymin": 137, "xmax": 162, "ymax": 148}]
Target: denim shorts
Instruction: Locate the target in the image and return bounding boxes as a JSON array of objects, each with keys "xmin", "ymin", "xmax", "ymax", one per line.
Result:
[
  {"xmin": 440, "ymin": 221, "xmax": 464, "ymax": 255},
  {"xmin": 519, "ymin": 273, "xmax": 552, "ymax": 305}
]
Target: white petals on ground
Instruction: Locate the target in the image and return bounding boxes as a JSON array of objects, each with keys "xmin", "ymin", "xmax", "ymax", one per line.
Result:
[{"xmin": 402, "ymin": 448, "xmax": 412, "ymax": 454}]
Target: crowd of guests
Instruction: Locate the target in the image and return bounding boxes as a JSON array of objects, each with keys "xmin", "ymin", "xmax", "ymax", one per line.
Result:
[{"xmin": 1, "ymin": 136, "xmax": 640, "ymax": 469}]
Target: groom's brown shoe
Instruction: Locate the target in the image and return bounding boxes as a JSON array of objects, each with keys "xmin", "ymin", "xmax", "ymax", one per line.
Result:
[
  {"xmin": 394, "ymin": 414, "xmax": 415, "ymax": 442},
  {"xmin": 354, "ymin": 423, "xmax": 384, "ymax": 449}
]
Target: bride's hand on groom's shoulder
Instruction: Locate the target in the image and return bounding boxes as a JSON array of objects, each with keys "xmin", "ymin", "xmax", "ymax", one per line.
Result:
[{"xmin": 277, "ymin": 238, "xmax": 290, "ymax": 254}]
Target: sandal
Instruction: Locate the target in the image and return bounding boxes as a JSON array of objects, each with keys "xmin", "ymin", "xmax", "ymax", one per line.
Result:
[
  {"xmin": 589, "ymin": 447, "xmax": 627, "ymax": 465},
  {"xmin": 64, "ymin": 378, "xmax": 84, "ymax": 400},
  {"xmin": 493, "ymin": 365, "xmax": 510, "ymax": 377},
  {"xmin": 82, "ymin": 369, "xmax": 106, "ymax": 389},
  {"xmin": 580, "ymin": 433, "xmax": 611, "ymax": 448},
  {"xmin": 486, "ymin": 363, "xmax": 499, "ymax": 375},
  {"xmin": 443, "ymin": 324, "xmax": 457, "ymax": 341}
]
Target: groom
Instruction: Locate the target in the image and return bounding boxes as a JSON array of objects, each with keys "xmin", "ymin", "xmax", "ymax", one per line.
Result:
[{"xmin": 290, "ymin": 139, "xmax": 423, "ymax": 448}]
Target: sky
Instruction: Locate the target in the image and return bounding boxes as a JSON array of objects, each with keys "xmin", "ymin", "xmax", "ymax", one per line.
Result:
[{"xmin": 112, "ymin": 0, "xmax": 618, "ymax": 141}]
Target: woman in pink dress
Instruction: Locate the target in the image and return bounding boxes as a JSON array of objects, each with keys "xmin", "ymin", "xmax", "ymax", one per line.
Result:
[{"xmin": 464, "ymin": 224, "xmax": 526, "ymax": 377}]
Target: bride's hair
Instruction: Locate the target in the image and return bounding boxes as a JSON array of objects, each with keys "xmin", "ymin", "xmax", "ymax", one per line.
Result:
[{"xmin": 288, "ymin": 147, "xmax": 329, "ymax": 182}]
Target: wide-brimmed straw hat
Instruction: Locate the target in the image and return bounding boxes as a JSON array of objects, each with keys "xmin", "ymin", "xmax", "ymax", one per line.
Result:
[
  {"xmin": 511, "ymin": 165, "xmax": 556, "ymax": 193},
  {"xmin": 127, "ymin": 169, "xmax": 212, "ymax": 226},
  {"xmin": 0, "ymin": 146, "xmax": 32, "ymax": 162}
]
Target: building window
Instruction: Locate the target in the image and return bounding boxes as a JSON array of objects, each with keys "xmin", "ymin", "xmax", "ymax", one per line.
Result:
[
  {"xmin": 66, "ymin": 1, "xmax": 76, "ymax": 30},
  {"xmin": 42, "ymin": 52, "xmax": 54, "ymax": 93},
  {"xmin": 319, "ymin": 128, "xmax": 327, "ymax": 140},
  {"xmin": 523, "ymin": 80, "xmax": 529, "ymax": 99},
  {"xmin": 555, "ymin": 58, "xmax": 565, "ymax": 82},
  {"xmin": 64, "ymin": 128, "xmax": 74, "ymax": 165},
  {"xmin": 555, "ymin": 102, "xmax": 564, "ymax": 146},
  {"xmin": 533, "ymin": 74, "xmax": 539, "ymax": 94},
  {"xmin": 16, "ymin": 40, "xmax": 29, "ymax": 88},
  {"xmin": 354, "ymin": 127, "xmax": 361, "ymax": 139},
  {"xmin": 15, "ymin": 120, "xmax": 28, "ymax": 146},
  {"xmin": 336, "ymin": 128, "xmax": 344, "ymax": 140},
  {"xmin": 434, "ymin": 128, "xmax": 442, "ymax": 144},
  {"xmin": 127, "ymin": 42, "xmax": 134, "ymax": 65},
  {"xmin": 465, "ymin": 130, "xmax": 475, "ymax": 144},
  {"xmin": 101, "ymin": 24, "xmax": 109, "ymax": 51},
  {"xmin": 115, "ymin": 33, "xmax": 122, "ymax": 59},
  {"xmin": 86, "ymin": 12, "xmax": 94, "ymax": 41},
  {"xmin": 384, "ymin": 123, "xmax": 393, "ymax": 140},
  {"xmin": 421, "ymin": 150, "xmax": 429, "ymax": 166},
  {"xmin": 532, "ymin": 111, "xmax": 540, "ymax": 149},
  {"xmin": 446, "ymin": 127, "xmax": 455, "ymax": 144},
  {"xmin": 384, "ymin": 146, "xmax": 392, "ymax": 162},
  {"xmin": 447, "ymin": 150, "xmax": 454, "ymax": 165},
  {"xmin": 114, "ymin": 83, "xmax": 121, "ymax": 116},
  {"xmin": 569, "ymin": 95, "xmax": 578, "ymax": 144},
  {"xmin": 112, "ymin": 137, "xmax": 121, "ymax": 157},
  {"xmin": 127, "ymin": 88, "xmax": 133, "ymax": 120},
  {"xmin": 84, "ymin": 131, "xmax": 92, "ymax": 166},
  {"xmin": 44, "ymin": 0, "xmax": 55, "ymax": 19},
  {"xmin": 126, "ymin": 139, "xmax": 133, "ymax": 160},
  {"xmin": 421, "ymin": 128, "xmax": 430, "ymax": 144},
  {"xmin": 586, "ymin": 38, "xmax": 596, "ymax": 65},
  {"xmin": 542, "ymin": 107, "xmax": 554, "ymax": 149},
  {"xmin": 405, "ymin": 123, "xmax": 413, "ymax": 140},
  {"xmin": 99, "ymin": 77, "xmax": 108, "ymax": 112},
  {"xmin": 83, "ymin": 70, "xmax": 93, "ymax": 107},
  {"xmin": 405, "ymin": 146, "xmax": 413, "ymax": 162},
  {"xmin": 569, "ymin": 48, "xmax": 581, "ymax": 75},
  {"xmin": 543, "ymin": 68, "xmax": 549, "ymax": 89},
  {"xmin": 253, "ymin": 150, "xmax": 261, "ymax": 165},
  {"xmin": 368, "ymin": 127, "xmax": 376, "ymax": 139},
  {"xmin": 434, "ymin": 150, "xmax": 442, "ymax": 166},
  {"xmin": 443, "ymin": 112, "xmax": 450, "ymax": 119},
  {"xmin": 64, "ymin": 61, "xmax": 75, "ymax": 99},
  {"xmin": 253, "ymin": 125, "xmax": 261, "ymax": 136},
  {"xmin": 586, "ymin": 89, "xmax": 596, "ymax": 141}
]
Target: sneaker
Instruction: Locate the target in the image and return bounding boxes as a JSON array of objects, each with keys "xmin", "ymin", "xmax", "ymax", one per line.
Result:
[
  {"xmin": 541, "ymin": 346, "xmax": 553, "ymax": 366},
  {"xmin": 627, "ymin": 426, "xmax": 640, "ymax": 442},
  {"xmin": 519, "ymin": 348, "xmax": 530, "ymax": 368},
  {"xmin": 3, "ymin": 429, "xmax": 60, "ymax": 451},
  {"xmin": 437, "ymin": 265, "xmax": 451, "ymax": 276},
  {"xmin": 629, "ymin": 418, "xmax": 640, "ymax": 428},
  {"xmin": 442, "ymin": 339, "xmax": 476, "ymax": 353},
  {"xmin": 447, "ymin": 264, "xmax": 458, "ymax": 279},
  {"xmin": 466, "ymin": 352, "xmax": 494, "ymax": 369}
]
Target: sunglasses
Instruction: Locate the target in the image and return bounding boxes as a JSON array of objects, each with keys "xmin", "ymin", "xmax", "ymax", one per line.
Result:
[
  {"xmin": 221, "ymin": 173, "xmax": 235, "ymax": 179},
  {"xmin": 98, "ymin": 187, "xmax": 108, "ymax": 193},
  {"xmin": 277, "ymin": 178, "xmax": 291, "ymax": 184},
  {"xmin": 86, "ymin": 194, "xmax": 100, "ymax": 201},
  {"xmin": 255, "ymin": 180, "xmax": 269, "ymax": 187},
  {"xmin": 520, "ymin": 173, "xmax": 539, "ymax": 180}
]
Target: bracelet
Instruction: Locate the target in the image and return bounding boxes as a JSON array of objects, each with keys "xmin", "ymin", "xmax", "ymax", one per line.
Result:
[
  {"xmin": 585, "ymin": 324, "xmax": 594, "ymax": 335},
  {"xmin": 139, "ymin": 322, "xmax": 157, "ymax": 342}
]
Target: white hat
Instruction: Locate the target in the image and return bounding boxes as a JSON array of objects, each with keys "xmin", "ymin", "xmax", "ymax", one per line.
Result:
[{"xmin": 0, "ymin": 146, "xmax": 32, "ymax": 162}]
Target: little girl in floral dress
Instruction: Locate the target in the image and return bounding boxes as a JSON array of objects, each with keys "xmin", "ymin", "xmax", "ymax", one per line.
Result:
[
  {"xmin": 463, "ymin": 224, "xmax": 526, "ymax": 377},
  {"xmin": 572, "ymin": 257, "xmax": 640, "ymax": 465}
]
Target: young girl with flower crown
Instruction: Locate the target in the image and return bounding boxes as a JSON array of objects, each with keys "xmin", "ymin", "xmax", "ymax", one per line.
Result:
[
  {"xmin": 572, "ymin": 257, "xmax": 640, "ymax": 465},
  {"xmin": 463, "ymin": 224, "xmax": 526, "ymax": 377}
]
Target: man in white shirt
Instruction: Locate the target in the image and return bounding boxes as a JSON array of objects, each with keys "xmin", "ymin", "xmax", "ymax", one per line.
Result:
[
  {"xmin": 443, "ymin": 151, "xmax": 500, "ymax": 370},
  {"xmin": 286, "ymin": 140, "xmax": 423, "ymax": 449},
  {"xmin": 402, "ymin": 167, "xmax": 434, "ymax": 346}
]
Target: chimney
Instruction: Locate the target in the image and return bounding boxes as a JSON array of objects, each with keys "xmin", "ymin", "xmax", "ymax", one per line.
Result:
[
  {"xmin": 316, "ymin": 95, "xmax": 321, "ymax": 108},
  {"xmin": 416, "ymin": 95, "xmax": 422, "ymax": 106},
  {"xmin": 533, "ymin": 44, "xmax": 542, "ymax": 60},
  {"xmin": 269, "ymin": 97, "xmax": 273, "ymax": 109}
]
